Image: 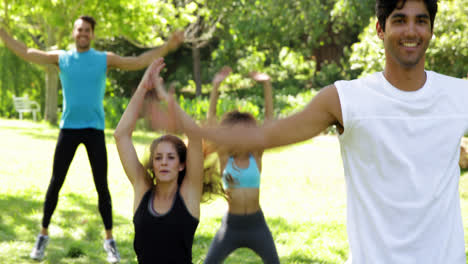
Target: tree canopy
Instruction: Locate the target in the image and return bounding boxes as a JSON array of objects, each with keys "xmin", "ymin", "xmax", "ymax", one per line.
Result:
[{"xmin": 1, "ymin": 0, "xmax": 466, "ymax": 125}]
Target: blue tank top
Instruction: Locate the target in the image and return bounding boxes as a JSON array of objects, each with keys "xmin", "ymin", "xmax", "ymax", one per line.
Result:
[
  {"xmin": 222, "ymin": 154, "xmax": 261, "ymax": 189},
  {"xmin": 58, "ymin": 48, "xmax": 107, "ymax": 130}
]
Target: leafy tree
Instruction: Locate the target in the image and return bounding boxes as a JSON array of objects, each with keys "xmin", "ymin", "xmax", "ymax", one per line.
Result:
[
  {"xmin": 426, "ymin": 0, "xmax": 468, "ymax": 77},
  {"xmin": 0, "ymin": 0, "xmax": 197, "ymax": 123},
  {"xmin": 185, "ymin": 10, "xmax": 223, "ymax": 97},
  {"xmin": 207, "ymin": 0, "xmax": 374, "ymax": 70},
  {"xmin": 0, "ymin": 24, "xmax": 44, "ymax": 118}
]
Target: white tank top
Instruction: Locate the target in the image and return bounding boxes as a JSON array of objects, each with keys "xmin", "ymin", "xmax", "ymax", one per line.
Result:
[{"xmin": 335, "ymin": 71, "xmax": 468, "ymax": 264}]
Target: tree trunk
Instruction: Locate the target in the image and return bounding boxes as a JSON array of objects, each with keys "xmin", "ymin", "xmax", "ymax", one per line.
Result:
[
  {"xmin": 0, "ymin": 50, "xmax": 5, "ymax": 113},
  {"xmin": 44, "ymin": 25, "xmax": 58, "ymax": 124},
  {"xmin": 44, "ymin": 65, "xmax": 58, "ymax": 124},
  {"xmin": 192, "ymin": 46, "xmax": 202, "ymax": 97}
]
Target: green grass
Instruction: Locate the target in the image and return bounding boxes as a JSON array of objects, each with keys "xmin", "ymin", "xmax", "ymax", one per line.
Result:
[{"xmin": 1, "ymin": 118, "xmax": 467, "ymax": 263}]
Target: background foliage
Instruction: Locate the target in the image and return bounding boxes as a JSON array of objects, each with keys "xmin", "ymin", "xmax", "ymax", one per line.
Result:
[{"xmin": 0, "ymin": 0, "xmax": 466, "ymax": 127}]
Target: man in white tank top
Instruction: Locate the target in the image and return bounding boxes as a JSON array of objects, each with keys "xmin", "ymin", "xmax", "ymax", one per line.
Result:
[{"xmin": 182, "ymin": 0, "xmax": 468, "ymax": 263}]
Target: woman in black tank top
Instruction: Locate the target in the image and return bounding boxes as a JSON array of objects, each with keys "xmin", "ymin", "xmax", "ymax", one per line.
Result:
[{"xmin": 114, "ymin": 59, "xmax": 222, "ymax": 263}]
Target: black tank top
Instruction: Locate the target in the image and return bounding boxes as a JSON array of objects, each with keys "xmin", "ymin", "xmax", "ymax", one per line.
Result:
[{"xmin": 133, "ymin": 188, "xmax": 199, "ymax": 264}]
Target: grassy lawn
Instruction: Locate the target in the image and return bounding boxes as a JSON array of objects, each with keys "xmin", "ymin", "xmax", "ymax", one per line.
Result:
[{"xmin": 1, "ymin": 118, "xmax": 467, "ymax": 263}]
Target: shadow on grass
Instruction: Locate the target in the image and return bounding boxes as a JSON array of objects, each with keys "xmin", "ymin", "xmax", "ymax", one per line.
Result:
[
  {"xmin": 1, "ymin": 123, "xmax": 165, "ymax": 146},
  {"xmin": 0, "ymin": 190, "xmax": 137, "ymax": 264},
  {"xmin": 1, "ymin": 125, "xmax": 59, "ymax": 141},
  {"xmin": 0, "ymin": 192, "xmax": 43, "ymax": 241}
]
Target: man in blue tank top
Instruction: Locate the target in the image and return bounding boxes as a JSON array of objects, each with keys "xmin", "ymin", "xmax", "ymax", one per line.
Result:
[{"xmin": 0, "ymin": 15, "xmax": 184, "ymax": 263}]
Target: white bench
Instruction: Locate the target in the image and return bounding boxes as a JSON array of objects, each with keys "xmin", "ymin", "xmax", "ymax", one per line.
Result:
[{"xmin": 13, "ymin": 95, "xmax": 41, "ymax": 121}]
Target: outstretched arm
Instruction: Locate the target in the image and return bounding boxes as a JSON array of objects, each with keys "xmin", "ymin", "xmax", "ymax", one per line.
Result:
[
  {"xmin": 0, "ymin": 27, "xmax": 59, "ymax": 64},
  {"xmin": 182, "ymin": 84, "xmax": 343, "ymax": 151},
  {"xmin": 114, "ymin": 59, "xmax": 166, "ymax": 205},
  {"xmin": 250, "ymin": 72, "xmax": 273, "ymax": 122},
  {"xmin": 107, "ymin": 31, "xmax": 184, "ymax": 71},
  {"xmin": 207, "ymin": 66, "xmax": 232, "ymax": 125}
]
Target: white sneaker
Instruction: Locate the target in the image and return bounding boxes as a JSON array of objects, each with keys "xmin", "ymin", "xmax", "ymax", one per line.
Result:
[
  {"xmin": 103, "ymin": 239, "xmax": 121, "ymax": 263},
  {"xmin": 30, "ymin": 234, "xmax": 49, "ymax": 261}
]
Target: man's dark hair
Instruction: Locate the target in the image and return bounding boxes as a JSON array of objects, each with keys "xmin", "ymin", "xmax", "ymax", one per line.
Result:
[
  {"xmin": 77, "ymin": 15, "xmax": 96, "ymax": 32},
  {"xmin": 375, "ymin": 0, "xmax": 438, "ymax": 32}
]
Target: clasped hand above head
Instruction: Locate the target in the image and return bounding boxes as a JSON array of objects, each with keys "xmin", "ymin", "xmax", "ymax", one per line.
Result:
[
  {"xmin": 140, "ymin": 58, "xmax": 180, "ymax": 134},
  {"xmin": 139, "ymin": 58, "xmax": 165, "ymax": 96},
  {"xmin": 212, "ymin": 66, "xmax": 232, "ymax": 86}
]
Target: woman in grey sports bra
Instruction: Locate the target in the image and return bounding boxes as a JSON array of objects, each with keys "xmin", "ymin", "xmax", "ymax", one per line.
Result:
[{"xmin": 201, "ymin": 67, "xmax": 280, "ymax": 264}]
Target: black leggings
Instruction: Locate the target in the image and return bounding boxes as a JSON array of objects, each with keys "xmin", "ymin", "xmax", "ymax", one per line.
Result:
[
  {"xmin": 204, "ymin": 210, "xmax": 280, "ymax": 264},
  {"xmin": 41, "ymin": 128, "xmax": 112, "ymax": 230}
]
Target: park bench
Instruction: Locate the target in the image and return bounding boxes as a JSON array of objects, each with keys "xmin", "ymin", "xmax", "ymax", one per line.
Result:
[{"xmin": 13, "ymin": 95, "xmax": 40, "ymax": 121}]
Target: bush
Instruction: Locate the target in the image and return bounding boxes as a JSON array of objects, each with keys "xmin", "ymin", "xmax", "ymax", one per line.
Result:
[
  {"xmin": 178, "ymin": 94, "xmax": 261, "ymax": 123},
  {"xmin": 426, "ymin": 0, "xmax": 468, "ymax": 77},
  {"xmin": 313, "ymin": 62, "xmax": 344, "ymax": 88},
  {"xmin": 107, "ymin": 85, "xmax": 317, "ymax": 131},
  {"xmin": 276, "ymin": 89, "xmax": 317, "ymax": 118},
  {"xmin": 103, "ymin": 96, "xmax": 129, "ymax": 129},
  {"xmin": 177, "ymin": 87, "xmax": 316, "ymax": 124}
]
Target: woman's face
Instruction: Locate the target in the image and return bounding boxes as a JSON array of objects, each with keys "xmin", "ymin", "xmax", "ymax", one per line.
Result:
[{"xmin": 152, "ymin": 141, "xmax": 184, "ymax": 183}]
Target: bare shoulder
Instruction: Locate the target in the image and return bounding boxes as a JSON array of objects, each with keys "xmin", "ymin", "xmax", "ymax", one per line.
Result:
[
  {"xmin": 315, "ymin": 84, "xmax": 342, "ymax": 128},
  {"xmin": 319, "ymin": 84, "xmax": 338, "ymax": 98},
  {"xmin": 45, "ymin": 51, "xmax": 60, "ymax": 65},
  {"xmin": 283, "ymin": 84, "xmax": 343, "ymax": 137},
  {"xmin": 36, "ymin": 50, "xmax": 60, "ymax": 65},
  {"xmin": 106, "ymin": 51, "xmax": 118, "ymax": 64},
  {"xmin": 106, "ymin": 51, "xmax": 117, "ymax": 57},
  {"xmin": 106, "ymin": 51, "xmax": 124, "ymax": 67}
]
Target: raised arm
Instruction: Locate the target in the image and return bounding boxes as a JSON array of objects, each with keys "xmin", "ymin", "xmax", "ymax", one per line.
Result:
[
  {"xmin": 182, "ymin": 84, "xmax": 343, "ymax": 151},
  {"xmin": 148, "ymin": 63, "xmax": 205, "ymax": 215},
  {"xmin": 0, "ymin": 27, "xmax": 59, "ymax": 64},
  {"xmin": 107, "ymin": 31, "xmax": 184, "ymax": 71},
  {"xmin": 114, "ymin": 58, "xmax": 166, "ymax": 208},
  {"xmin": 207, "ymin": 66, "xmax": 232, "ymax": 125},
  {"xmin": 180, "ymin": 127, "xmax": 204, "ymax": 216},
  {"xmin": 249, "ymin": 72, "xmax": 273, "ymax": 122}
]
